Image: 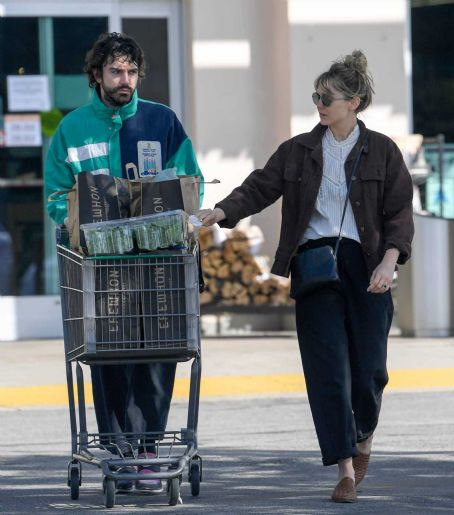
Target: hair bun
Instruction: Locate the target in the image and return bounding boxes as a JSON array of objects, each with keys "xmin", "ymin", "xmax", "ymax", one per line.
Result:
[{"xmin": 344, "ymin": 50, "xmax": 368, "ymax": 74}]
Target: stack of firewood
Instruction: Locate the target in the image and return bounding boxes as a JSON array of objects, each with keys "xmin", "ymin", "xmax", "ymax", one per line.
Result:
[{"xmin": 199, "ymin": 227, "xmax": 292, "ymax": 307}]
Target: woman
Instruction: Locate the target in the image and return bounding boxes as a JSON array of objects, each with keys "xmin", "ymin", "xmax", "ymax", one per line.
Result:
[{"xmin": 198, "ymin": 50, "xmax": 414, "ymax": 502}]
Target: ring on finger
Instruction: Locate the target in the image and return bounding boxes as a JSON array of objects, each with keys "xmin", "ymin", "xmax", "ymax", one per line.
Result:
[{"xmin": 381, "ymin": 284, "xmax": 388, "ymax": 289}]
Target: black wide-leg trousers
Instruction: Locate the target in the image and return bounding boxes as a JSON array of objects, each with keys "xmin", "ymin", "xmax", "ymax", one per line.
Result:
[
  {"xmin": 90, "ymin": 362, "xmax": 176, "ymax": 453},
  {"xmin": 295, "ymin": 238, "xmax": 393, "ymax": 466}
]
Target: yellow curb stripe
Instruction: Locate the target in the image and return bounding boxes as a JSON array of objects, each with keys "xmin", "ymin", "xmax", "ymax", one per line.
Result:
[
  {"xmin": 1, "ymin": 369, "xmax": 453, "ymax": 408},
  {"xmin": 387, "ymin": 368, "xmax": 454, "ymax": 390}
]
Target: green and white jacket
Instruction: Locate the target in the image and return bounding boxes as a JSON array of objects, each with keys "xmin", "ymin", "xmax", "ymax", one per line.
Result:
[{"xmin": 45, "ymin": 89, "xmax": 203, "ymax": 224}]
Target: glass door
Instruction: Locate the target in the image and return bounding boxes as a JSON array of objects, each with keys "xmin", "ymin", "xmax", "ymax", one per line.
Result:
[
  {"xmin": 120, "ymin": 0, "xmax": 184, "ymax": 121},
  {"xmin": 0, "ymin": 17, "xmax": 43, "ymax": 295},
  {"xmin": 122, "ymin": 18, "xmax": 170, "ymax": 107},
  {"xmin": 0, "ymin": 1, "xmax": 182, "ymax": 297},
  {"xmin": 0, "ymin": 16, "xmax": 108, "ymax": 295}
]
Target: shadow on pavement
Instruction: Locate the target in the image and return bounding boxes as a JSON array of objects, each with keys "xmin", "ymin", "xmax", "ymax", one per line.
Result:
[{"xmin": 0, "ymin": 448, "xmax": 453, "ymax": 514}]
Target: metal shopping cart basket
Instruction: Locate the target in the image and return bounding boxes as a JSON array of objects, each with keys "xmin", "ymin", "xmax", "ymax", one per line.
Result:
[{"xmin": 57, "ymin": 240, "xmax": 202, "ymax": 508}]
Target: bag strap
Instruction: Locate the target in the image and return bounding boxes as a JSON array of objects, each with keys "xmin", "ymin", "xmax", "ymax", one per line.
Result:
[
  {"xmin": 333, "ymin": 130, "xmax": 369, "ymax": 258},
  {"xmin": 47, "ymin": 189, "xmax": 75, "ymax": 202}
]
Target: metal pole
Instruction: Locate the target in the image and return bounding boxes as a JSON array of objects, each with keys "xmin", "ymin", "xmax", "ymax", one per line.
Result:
[
  {"xmin": 39, "ymin": 17, "xmax": 59, "ymax": 294},
  {"xmin": 436, "ymin": 134, "xmax": 445, "ymax": 217}
]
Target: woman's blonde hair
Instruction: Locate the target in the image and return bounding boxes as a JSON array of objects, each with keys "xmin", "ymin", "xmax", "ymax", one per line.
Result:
[{"xmin": 314, "ymin": 50, "xmax": 375, "ymax": 113}]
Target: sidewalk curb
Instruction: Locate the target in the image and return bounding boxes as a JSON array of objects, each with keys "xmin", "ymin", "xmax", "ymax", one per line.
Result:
[{"xmin": 1, "ymin": 368, "xmax": 454, "ymax": 408}]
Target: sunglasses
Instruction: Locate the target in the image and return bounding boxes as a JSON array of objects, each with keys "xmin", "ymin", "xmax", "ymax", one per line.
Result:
[{"xmin": 312, "ymin": 91, "xmax": 346, "ymax": 107}]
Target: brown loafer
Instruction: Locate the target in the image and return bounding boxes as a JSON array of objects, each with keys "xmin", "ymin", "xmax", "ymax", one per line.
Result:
[
  {"xmin": 353, "ymin": 452, "xmax": 370, "ymax": 486},
  {"xmin": 331, "ymin": 477, "xmax": 357, "ymax": 503}
]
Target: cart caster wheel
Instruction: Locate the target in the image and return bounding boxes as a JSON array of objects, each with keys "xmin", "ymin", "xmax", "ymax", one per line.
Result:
[
  {"xmin": 190, "ymin": 461, "xmax": 201, "ymax": 496},
  {"xmin": 69, "ymin": 467, "xmax": 80, "ymax": 500},
  {"xmin": 103, "ymin": 477, "xmax": 116, "ymax": 508},
  {"xmin": 168, "ymin": 477, "xmax": 180, "ymax": 506}
]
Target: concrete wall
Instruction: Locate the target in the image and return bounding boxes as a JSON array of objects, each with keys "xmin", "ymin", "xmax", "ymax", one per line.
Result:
[
  {"xmin": 189, "ymin": 0, "xmax": 412, "ymax": 261},
  {"xmin": 0, "ymin": 0, "xmax": 413, "ymax": 339},
  {"xmin": 190, "ymin": 0, "xmax": 291, "ymax": 259},
  {"xmin": 0, "ymin": 296, "xmax": 63, "ymax": 341},
  {"xmin": 288, "ymin": 0, "xmax": 412, "ymax": 137}
]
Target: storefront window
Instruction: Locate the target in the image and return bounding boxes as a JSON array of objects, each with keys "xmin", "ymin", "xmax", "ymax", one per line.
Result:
[
  {"xmin": 412, "ymin": 1, "xmax": 454, "ymax": 141},
  {"xmin": 52, "ymin": 17, "xmax": 108, "ymax": 113},
  {"xmin": 1, "ymin": 13, "xmax": 173, "ymax": 297},
  {"xmin": 122, "ymin": 18, "xmax": 170, "ymax": 106},
  {"xmin": 0, "ymin": 16, "xmax": 107, "ymax": 295},
  {"xmin": 0, "ymin": 18, "xmax": 43, "ymax": 295},
  {"xmin": 53, "ymin": 18, "xmax": 109, "ymax": 75}
]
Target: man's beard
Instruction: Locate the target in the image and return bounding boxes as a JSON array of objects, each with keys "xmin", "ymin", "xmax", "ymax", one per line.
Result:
[{"xmin": 101, "ymin": 83, "xmax": 135, "ymax": 107}]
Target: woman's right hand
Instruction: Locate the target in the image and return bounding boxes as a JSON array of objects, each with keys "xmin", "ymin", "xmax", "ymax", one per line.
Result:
[{"xmin": 197, "ymin": 207, "xmax": 226, "ymax": 227}]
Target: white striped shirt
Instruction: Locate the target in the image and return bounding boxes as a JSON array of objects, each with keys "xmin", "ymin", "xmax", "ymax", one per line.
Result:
[{"xmin": 302, "ymin": 125, "xmax": 361, "ymax": 244}]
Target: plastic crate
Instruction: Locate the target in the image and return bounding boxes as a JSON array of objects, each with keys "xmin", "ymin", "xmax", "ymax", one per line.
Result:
[
  {"xmin": 80, "ymin": 210, "xmax": 189, "ymax": 256},
  {"xmin": 57, "ymin": 245, "xmax": 200, "ymax": 363}
]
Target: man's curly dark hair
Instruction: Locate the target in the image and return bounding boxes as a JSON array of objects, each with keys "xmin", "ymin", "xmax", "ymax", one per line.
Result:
[{"xmin": 84, "ymin": 32, "xmax": 146, "ymax": 88}]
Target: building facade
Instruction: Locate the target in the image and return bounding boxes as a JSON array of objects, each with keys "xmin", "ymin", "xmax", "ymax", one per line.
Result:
[{"xmin": 0, "ymin": 0, "xmax": 447, "ymax": 339}]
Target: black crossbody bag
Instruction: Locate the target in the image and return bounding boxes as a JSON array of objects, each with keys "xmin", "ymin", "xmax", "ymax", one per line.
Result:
[{"xmin": 290, "ymin": 131, "xmax": 369, "ymax": 299}]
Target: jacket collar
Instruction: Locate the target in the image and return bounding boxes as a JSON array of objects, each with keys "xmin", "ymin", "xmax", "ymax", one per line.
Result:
[
  {"xmin": 91, "ymin": 88, "xmax": 138, "ymax": 122},
  {"xmin": 295, "ymin": 123, "xmax": 328, "ymax": 150},
  {"xmin": 295, "ymin": 119, "xmax": 369, "ymax": 167}
]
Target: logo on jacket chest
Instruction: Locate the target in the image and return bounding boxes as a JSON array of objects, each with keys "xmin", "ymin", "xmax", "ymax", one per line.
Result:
[{"xmin": 138, "ymin": 141, "xmax": 162, "ymax": 177}]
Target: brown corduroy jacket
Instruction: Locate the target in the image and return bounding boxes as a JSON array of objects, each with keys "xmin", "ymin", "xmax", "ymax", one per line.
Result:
[{"xmin": 216, "ymin": 120, "xmax": 414, "ymax": 278}]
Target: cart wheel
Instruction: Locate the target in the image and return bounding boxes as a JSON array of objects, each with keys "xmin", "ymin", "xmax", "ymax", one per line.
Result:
[
  {"xmin": 103, "ymin": 477, "xmax": 116, "ymax": 508},
  {"xmin": 168, "ymin": 477, "xmax": 180, "ymax": 506},
  {"xmin": 190, "ymin": 462, "xmax": 201, "ymax": 496},
  {"xmin": 69, "ymin": 467, "xmax": 80, "ymax": 500}
]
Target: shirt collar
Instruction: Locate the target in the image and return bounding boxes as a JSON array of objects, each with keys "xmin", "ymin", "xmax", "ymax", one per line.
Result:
[
  {"xmin": 296, "ymin": 119, "xmax": 368, "ymax": 151},
  {"xmin": 325, "ymin": 124, "xmax": 360, "ymax": 148}
]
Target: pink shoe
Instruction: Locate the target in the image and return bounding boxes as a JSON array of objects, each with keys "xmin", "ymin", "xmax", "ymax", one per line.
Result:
[{"xmin": 135, "ymin": 452, "xmax": 163, "ymax": 492}]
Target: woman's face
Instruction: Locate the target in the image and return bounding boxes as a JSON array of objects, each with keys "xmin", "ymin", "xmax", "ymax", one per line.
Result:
[{"xmin": 313, "ymin": 85, "xmax": 358, "ymax": 128}]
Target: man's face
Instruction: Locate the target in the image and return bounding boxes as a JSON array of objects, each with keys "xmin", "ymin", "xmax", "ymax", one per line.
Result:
[{"xmin": 96, "ymin": 55, "xmax": 139, "ymax": 108}]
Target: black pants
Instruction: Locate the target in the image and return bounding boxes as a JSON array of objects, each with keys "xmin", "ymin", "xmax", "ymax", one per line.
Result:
[
  {"xmin": 295, "ymin": 238, "xmax": 393, "ymax": 466},
  {"xmin": 91, "ymin": 362, "xmax": 176, "ymax": 454}
]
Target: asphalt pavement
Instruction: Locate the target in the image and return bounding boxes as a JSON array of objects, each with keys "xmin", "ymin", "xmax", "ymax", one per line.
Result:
[{"xmin": 0, "ymin": 334, "xmax": 453, "ymax": 513}]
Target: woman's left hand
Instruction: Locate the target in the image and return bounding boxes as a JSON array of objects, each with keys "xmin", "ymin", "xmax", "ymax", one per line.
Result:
[{"xmin": 367, "ymin": 248, "xmax": 399, "ymax": 294}]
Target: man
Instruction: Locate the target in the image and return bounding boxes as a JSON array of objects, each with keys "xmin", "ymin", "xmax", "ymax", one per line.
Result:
[{"xmin": 45, "ymin": 32, "xmax": 203, "ymax": 493}]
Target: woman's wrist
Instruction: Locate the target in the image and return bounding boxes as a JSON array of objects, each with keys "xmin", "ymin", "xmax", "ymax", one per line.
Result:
[
  {"xmin": 383, "ymin": 248, "xmax": 399, "ymax": 267},
  {"xmin": 213, "ymin": 207, "xmax": 226, "ymax": 223}
]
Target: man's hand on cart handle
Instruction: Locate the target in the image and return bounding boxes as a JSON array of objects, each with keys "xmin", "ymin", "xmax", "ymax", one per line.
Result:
[{"xmin": 197, "ymin": 207, "xmax": 226, "ymax": 227}]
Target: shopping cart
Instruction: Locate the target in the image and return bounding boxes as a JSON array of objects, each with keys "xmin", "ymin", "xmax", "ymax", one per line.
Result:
[{"xmin": 56, "ymin": 239, "xmax": 202, "ymax": 508}]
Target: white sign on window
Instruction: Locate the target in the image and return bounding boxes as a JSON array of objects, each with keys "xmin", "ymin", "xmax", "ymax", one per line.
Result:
[
  {"xmin": 4, "ymin": 114, "xmax": 42, "ymax": 147},
  {"xmin": 7, "ymin": 75, "xmax": 51, "ymax": 112}
]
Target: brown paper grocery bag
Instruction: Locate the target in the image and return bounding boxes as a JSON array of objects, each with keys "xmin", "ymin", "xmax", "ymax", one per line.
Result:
[
  {"xmin": 129, "ymin": 178, "xmax": 184, "ymax": 217},
  {"xmin": 179, "ymin": 176, "xmax": 201, "ymax": 214},
  {"xmin": 67, "ymin": 172, "xmax": 129, "ymax": 252}
]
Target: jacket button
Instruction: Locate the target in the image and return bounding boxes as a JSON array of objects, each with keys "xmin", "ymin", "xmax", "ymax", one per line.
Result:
[
  {"xmin": 355, "ymin": 201, "xmax": 361, "ymax": 206},
  {"xmin": 360, "ymin": 226, "xmax": 365, "ymax": 232}
]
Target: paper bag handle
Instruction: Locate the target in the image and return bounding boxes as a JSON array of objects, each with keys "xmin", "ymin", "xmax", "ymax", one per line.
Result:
[{"xmin": 47, "ymin": 189, "xmax": 75, "ymax": 202}]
